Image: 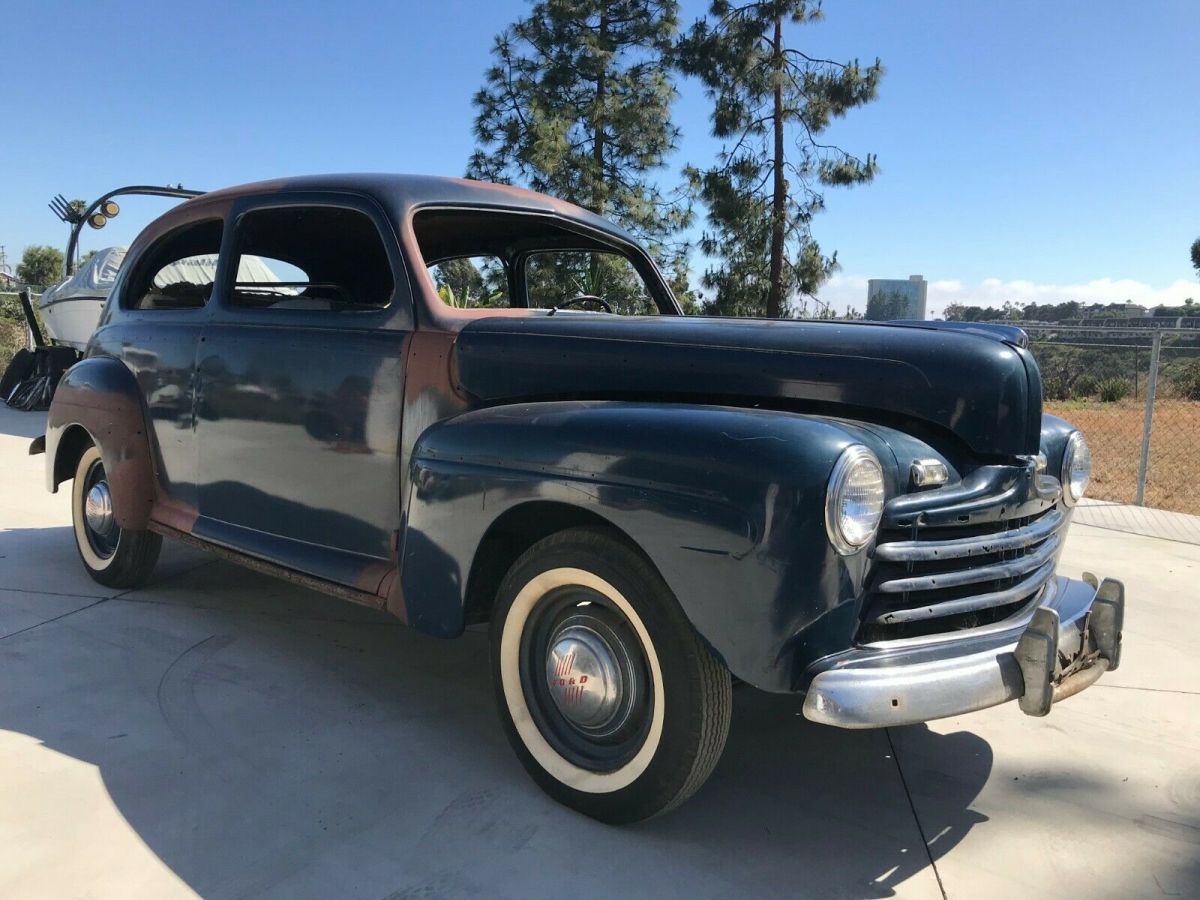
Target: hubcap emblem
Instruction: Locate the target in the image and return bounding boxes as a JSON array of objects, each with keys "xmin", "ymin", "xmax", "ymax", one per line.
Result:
[{"xmin": 546, "ymin": 625, "xmax": 623, "ymax": 729}]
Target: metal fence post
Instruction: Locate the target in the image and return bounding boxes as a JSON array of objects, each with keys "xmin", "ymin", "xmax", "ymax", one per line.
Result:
[{"xmin": 1134, "ymin": 330, "xmax": 1162, "ymax": 506}]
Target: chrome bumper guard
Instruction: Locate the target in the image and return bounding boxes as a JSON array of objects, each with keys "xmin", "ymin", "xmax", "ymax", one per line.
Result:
[{"xmin": 803, "ymin": 574, "xmax": 1125, "ymax": 729}]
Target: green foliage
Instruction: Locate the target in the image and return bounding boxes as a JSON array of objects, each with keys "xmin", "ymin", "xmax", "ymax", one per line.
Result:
[
  {"xmin": 526, "ymin": 251, "xmax": 656, "ymax": 315},
  {"xmin": 1034, "ymin": 344, "xmax": 1133, "ymax": 401},
  {"xmin": 0, "ymin": 293, "xmax": 32, "ymax": 375},
  {"xmin": 1154, "ymin": 299, "xmax": 1198, "ymax": 317},
  {"xmin": 468, "ymin": 0, "xmax": 688, "ymax": 246},
  {"xmin": 865, "ymin": 288, "xmax": 909, "ymax": 321},
  {"xmin": 1170, "ymin": 359, "xmax": 1200, "ymax": 401},
  {"xmin": 1073, "ymin": 373, "xmax": 1099, "ymax": 398},
  {"xmin": 431, "ymin": 257, "xmax": 508, "ymax": 309},
  {"xmin": 0, "ymin": 319, "xmax": 25, "ymax": 375},
  {"xmin": 16, "ymin": 245, "xmax": 65, "ymax": 288},
  {"xmin": 663, "ymin": 254, "xmax": 701, "ymax": 313},
  {"xmin": 1191, "ymin": 237, "xmax": 1200, "ymax": 278},
  {"xmin": 678, "ymin": 1, "xmax": 882, "ymax": 317},
  {"xmin": 943, "ymin": 299, "xmax": 1162, "ymax": 323},
  {"xmin": 1096, "ymin": 377, "xmax": 1129, "ymax": 402},
  {"xmin": 434, "ymin": 257, "xmax": 486, "ymax": 301}
]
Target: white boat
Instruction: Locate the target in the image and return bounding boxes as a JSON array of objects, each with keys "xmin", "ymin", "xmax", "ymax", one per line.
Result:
[
  {"xmin": 37, "ymin": 246, "xmax": 127, "ymax": 351},
  {"xmin": 37, "ymin": 249, "xmax": 285, "ymax": 351}
]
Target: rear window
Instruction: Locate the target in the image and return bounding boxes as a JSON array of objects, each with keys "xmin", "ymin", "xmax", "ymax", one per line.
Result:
[
  {"xmin": 230, "ymin": 205, "xmax": 394, "ymax": 311},
  {"xmin": 127, "ymin": 219, "xmax": 223, "ymax": 310}
]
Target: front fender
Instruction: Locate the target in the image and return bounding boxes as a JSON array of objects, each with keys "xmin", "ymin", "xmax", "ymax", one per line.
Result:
[
  {"xmin": 45, "ymin": 356, "xmax": 157, "ymax": 530},
  {"xmin": 402, "ymin": 401, "xmax": 897, "ymax": 691}
]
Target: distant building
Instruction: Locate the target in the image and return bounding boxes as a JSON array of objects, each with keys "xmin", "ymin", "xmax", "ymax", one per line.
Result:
[{"xmin": 867, "ymin": 275, "xmax": 927, "ymax": 320}]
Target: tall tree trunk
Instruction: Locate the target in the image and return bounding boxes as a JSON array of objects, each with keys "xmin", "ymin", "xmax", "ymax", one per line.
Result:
[
  {"xmin": 766, "ymin": 13, "xmax": 786, "ymax": 319},
  {"xmin": 592, "ymin": 11, "xmax": 609, "ymax": 216},
  {"xmin": 590, "ymin": 11, "xmax": 609, "ymax": 288}
]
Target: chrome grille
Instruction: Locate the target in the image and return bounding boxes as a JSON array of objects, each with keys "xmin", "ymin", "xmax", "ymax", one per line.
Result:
[{"xmin": 860, "ymin": 505, "xmax": 1065, "ymax": 641}]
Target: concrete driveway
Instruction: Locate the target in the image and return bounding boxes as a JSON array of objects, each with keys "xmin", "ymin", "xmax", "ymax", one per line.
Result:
[{"xmin": 1, "ymin": 405, "xmax": 1196, "ymax": 899}]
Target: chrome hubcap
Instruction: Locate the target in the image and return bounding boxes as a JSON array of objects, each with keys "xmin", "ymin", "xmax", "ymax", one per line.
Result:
[
  {"xmin": 546, "ymin": 624, "xmax": 624, "ymax": 730},
  {"xmin": 84, "ymin": 481, "xmax": 115, "ymax": 537}
]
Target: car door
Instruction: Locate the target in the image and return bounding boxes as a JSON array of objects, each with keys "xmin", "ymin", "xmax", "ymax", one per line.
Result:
[
  {"xmin": 92, "ymin": 206, "xmax": 230, "ymax": 513},
  {"xmin": 193, "ymin": 193, "xmax": 412, "ymax": 590}
]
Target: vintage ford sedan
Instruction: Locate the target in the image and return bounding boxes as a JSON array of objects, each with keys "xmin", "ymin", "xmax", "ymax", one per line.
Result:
[{"xmin": 33, "ymin": 175, "xmax": 1124, "ymax": 823}]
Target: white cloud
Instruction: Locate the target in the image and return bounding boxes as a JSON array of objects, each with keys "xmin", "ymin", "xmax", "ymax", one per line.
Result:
[{"xmin": 816, "ymin": 274, "xmax": 1199, "ymax": 318}]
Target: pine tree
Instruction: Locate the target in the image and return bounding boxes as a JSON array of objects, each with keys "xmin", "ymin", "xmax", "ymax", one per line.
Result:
[
  {"xmin": 679, "ymin": 1, "xmax": 882, "ymax": 317},
  {"xmin": 468, "ymin": 0, "xmax": 688, "ymax": 245}
]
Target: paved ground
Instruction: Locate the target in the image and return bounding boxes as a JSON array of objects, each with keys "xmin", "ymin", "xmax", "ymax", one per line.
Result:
[
  {"xmin": 0, "ymin": 404, "xmax": 1197, "ymax": 899},
  {"xmin": 1076, "ymin": 497, "xmax": 1200, "ymax": 546}
]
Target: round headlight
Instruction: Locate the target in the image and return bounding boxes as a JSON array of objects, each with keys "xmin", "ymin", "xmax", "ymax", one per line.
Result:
[
  {"xmin": 1061, "ymin": 431, "xmax": 1091, "ymax": 505},
  {"xmin": 826, "ymin": 445, "xmax": 885, "ymax": 555}
]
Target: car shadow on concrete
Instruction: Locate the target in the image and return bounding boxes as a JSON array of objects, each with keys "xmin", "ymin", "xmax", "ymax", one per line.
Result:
[{"xmin": 0, "ymin": 528, "xmax": 993, "ymax": 898}]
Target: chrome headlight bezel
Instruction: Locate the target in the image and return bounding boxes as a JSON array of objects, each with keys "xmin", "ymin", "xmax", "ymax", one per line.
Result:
[
  {"xmin": 825, "ymin": 445, "xmax": 886, "ymax": 555},
  {"xmin": 1060, "ymin": 430, "xmax": 1091, "ymax": 506}
]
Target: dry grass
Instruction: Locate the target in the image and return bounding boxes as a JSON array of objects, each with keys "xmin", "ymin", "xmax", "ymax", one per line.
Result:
[{"xmin": 1046, "ymin": 398, "xmax": 1200, "ymax": 514}]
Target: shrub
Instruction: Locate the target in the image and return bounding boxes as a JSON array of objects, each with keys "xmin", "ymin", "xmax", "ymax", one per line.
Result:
[
  {"xmin": 0, "ymin": 319, "xmax": 27, "ymax": 376},
  {"xmin": 1097, "ymin": 377, "xmax": 1129, "ymax": 402},
  {"xmin": 1073, "ymin": 374, "xmax": 1099, "ymax": 398},
  {"xmin": 1170, "ymin": 359, "xmax": 1200, "ymax": 401}
]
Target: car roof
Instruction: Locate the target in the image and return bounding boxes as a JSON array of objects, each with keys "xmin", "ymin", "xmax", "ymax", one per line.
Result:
[{"xmin": 192, "ymin": 173, "xmax": 638, "ymax": 245}]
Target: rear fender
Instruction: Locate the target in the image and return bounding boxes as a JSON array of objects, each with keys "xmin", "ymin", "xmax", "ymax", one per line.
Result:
[
  {"xmin": 401, "ymin": 401, "xmax": 899, "ymax": 691},
  {"xmin": 45, "ymin": 356, "xmax": 157, "ymax": 530}
]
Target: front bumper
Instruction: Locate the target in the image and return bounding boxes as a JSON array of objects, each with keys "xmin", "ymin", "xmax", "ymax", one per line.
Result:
[{"xmin": 802, "ymin": 574, "xmax": 1124, "ymax": 728}]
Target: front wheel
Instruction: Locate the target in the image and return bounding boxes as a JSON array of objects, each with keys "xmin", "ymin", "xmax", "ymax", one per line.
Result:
[
  {"xmin": 491, "ymin": 527, "xmax": 731, "ymax": 824},
  {"xmin": 71, "ymin": 445, "xmax": 162, "ymax": 588}
]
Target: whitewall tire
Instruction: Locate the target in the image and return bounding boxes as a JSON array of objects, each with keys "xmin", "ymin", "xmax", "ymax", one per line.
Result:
[
  {"xmin": 490, "ymin": 526, "xmax": 732, "ymax": 824},
  {"xmin": 71, "ymin": 445, "xmax": 161, "ymax": 588}
]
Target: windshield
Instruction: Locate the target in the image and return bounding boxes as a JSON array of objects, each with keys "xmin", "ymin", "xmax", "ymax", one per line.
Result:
[{"xmin": 414, "ymin": 208, "xmax": 676, "ymax": 315}]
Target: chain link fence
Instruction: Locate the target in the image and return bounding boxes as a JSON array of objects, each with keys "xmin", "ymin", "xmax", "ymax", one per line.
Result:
[{"xmin": 1029, "ymin": 325, "xmax": 1200, "ymax": 514}]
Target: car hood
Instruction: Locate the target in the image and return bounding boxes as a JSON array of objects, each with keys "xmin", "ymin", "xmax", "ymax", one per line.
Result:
[{"xmin": 452, "ymin": 315, "xmax": 1042, "ymax": 457}]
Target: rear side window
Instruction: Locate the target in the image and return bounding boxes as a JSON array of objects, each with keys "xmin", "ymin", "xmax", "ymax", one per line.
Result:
[
  {"xmin": 230, "ymin": 205, "xmax": 394, "ymax": 310},
  {"xmin": 127, "ymin": 219, "xmax": 223, "ymax": 310}
]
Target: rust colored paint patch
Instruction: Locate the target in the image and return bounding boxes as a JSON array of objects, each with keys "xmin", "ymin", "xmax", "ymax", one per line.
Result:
[
  {"xmin": 149, "ymin": 496, "xmax": 199, "ymax": 535},
  {"xmin": 48, "ymin": 380, "xmax": 157, "ymax": 531},
  {"xmin": 384, "ymin": 329, "xmax": 470, "ymax": 622}
]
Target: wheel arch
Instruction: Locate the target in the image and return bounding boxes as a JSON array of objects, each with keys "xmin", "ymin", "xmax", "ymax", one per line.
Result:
[
  {"xmin": 45, "ymin": 356, "xmax": 158, "ymax": 530},
  {"xmin": 463, "ymin": 501, "xmax": 652, "ymax": 628},
  {"xmin": 50, "ymin": 423, "xmax": 96, "ymax": 489}
]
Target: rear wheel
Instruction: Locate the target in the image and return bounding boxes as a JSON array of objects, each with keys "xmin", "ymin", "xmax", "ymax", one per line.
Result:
[
  {"xmin": 490, "ymin": 527, "xmax": 731, "ymax": 824},
  {"xmin": 71, "ymin": 445, "xmax": 161, "ymax": 588}
]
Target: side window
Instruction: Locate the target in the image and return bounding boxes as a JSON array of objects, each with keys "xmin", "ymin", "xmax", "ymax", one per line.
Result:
[
  {"xmin": 230, "ymin": 205, "xmax": 394, "ymax": 310},
  {"xmin": 426, "ymin": 255, "xmax": 510, "ymax": 309},
  {"xmin": 127, "ymin": 219, "xmax": 223, "ymax": 310},
  {"xmin": 525, "ymin": 250, "xmax": 656, "ymax": 315}
]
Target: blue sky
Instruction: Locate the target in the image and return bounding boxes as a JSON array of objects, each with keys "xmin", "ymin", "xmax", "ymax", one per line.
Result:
[{"xmin": 2, "ymin": 0, "xmax": 1196, "ymax": 314}]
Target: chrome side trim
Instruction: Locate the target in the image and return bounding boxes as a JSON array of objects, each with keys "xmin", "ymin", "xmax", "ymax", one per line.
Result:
[
  {"xmin": 873, "ymin": 508, "xmax": 1064, "ymax": 562},
  {"xmin": 874, "ymin": 532, "xmax": 1060, "ymax": 593}
]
